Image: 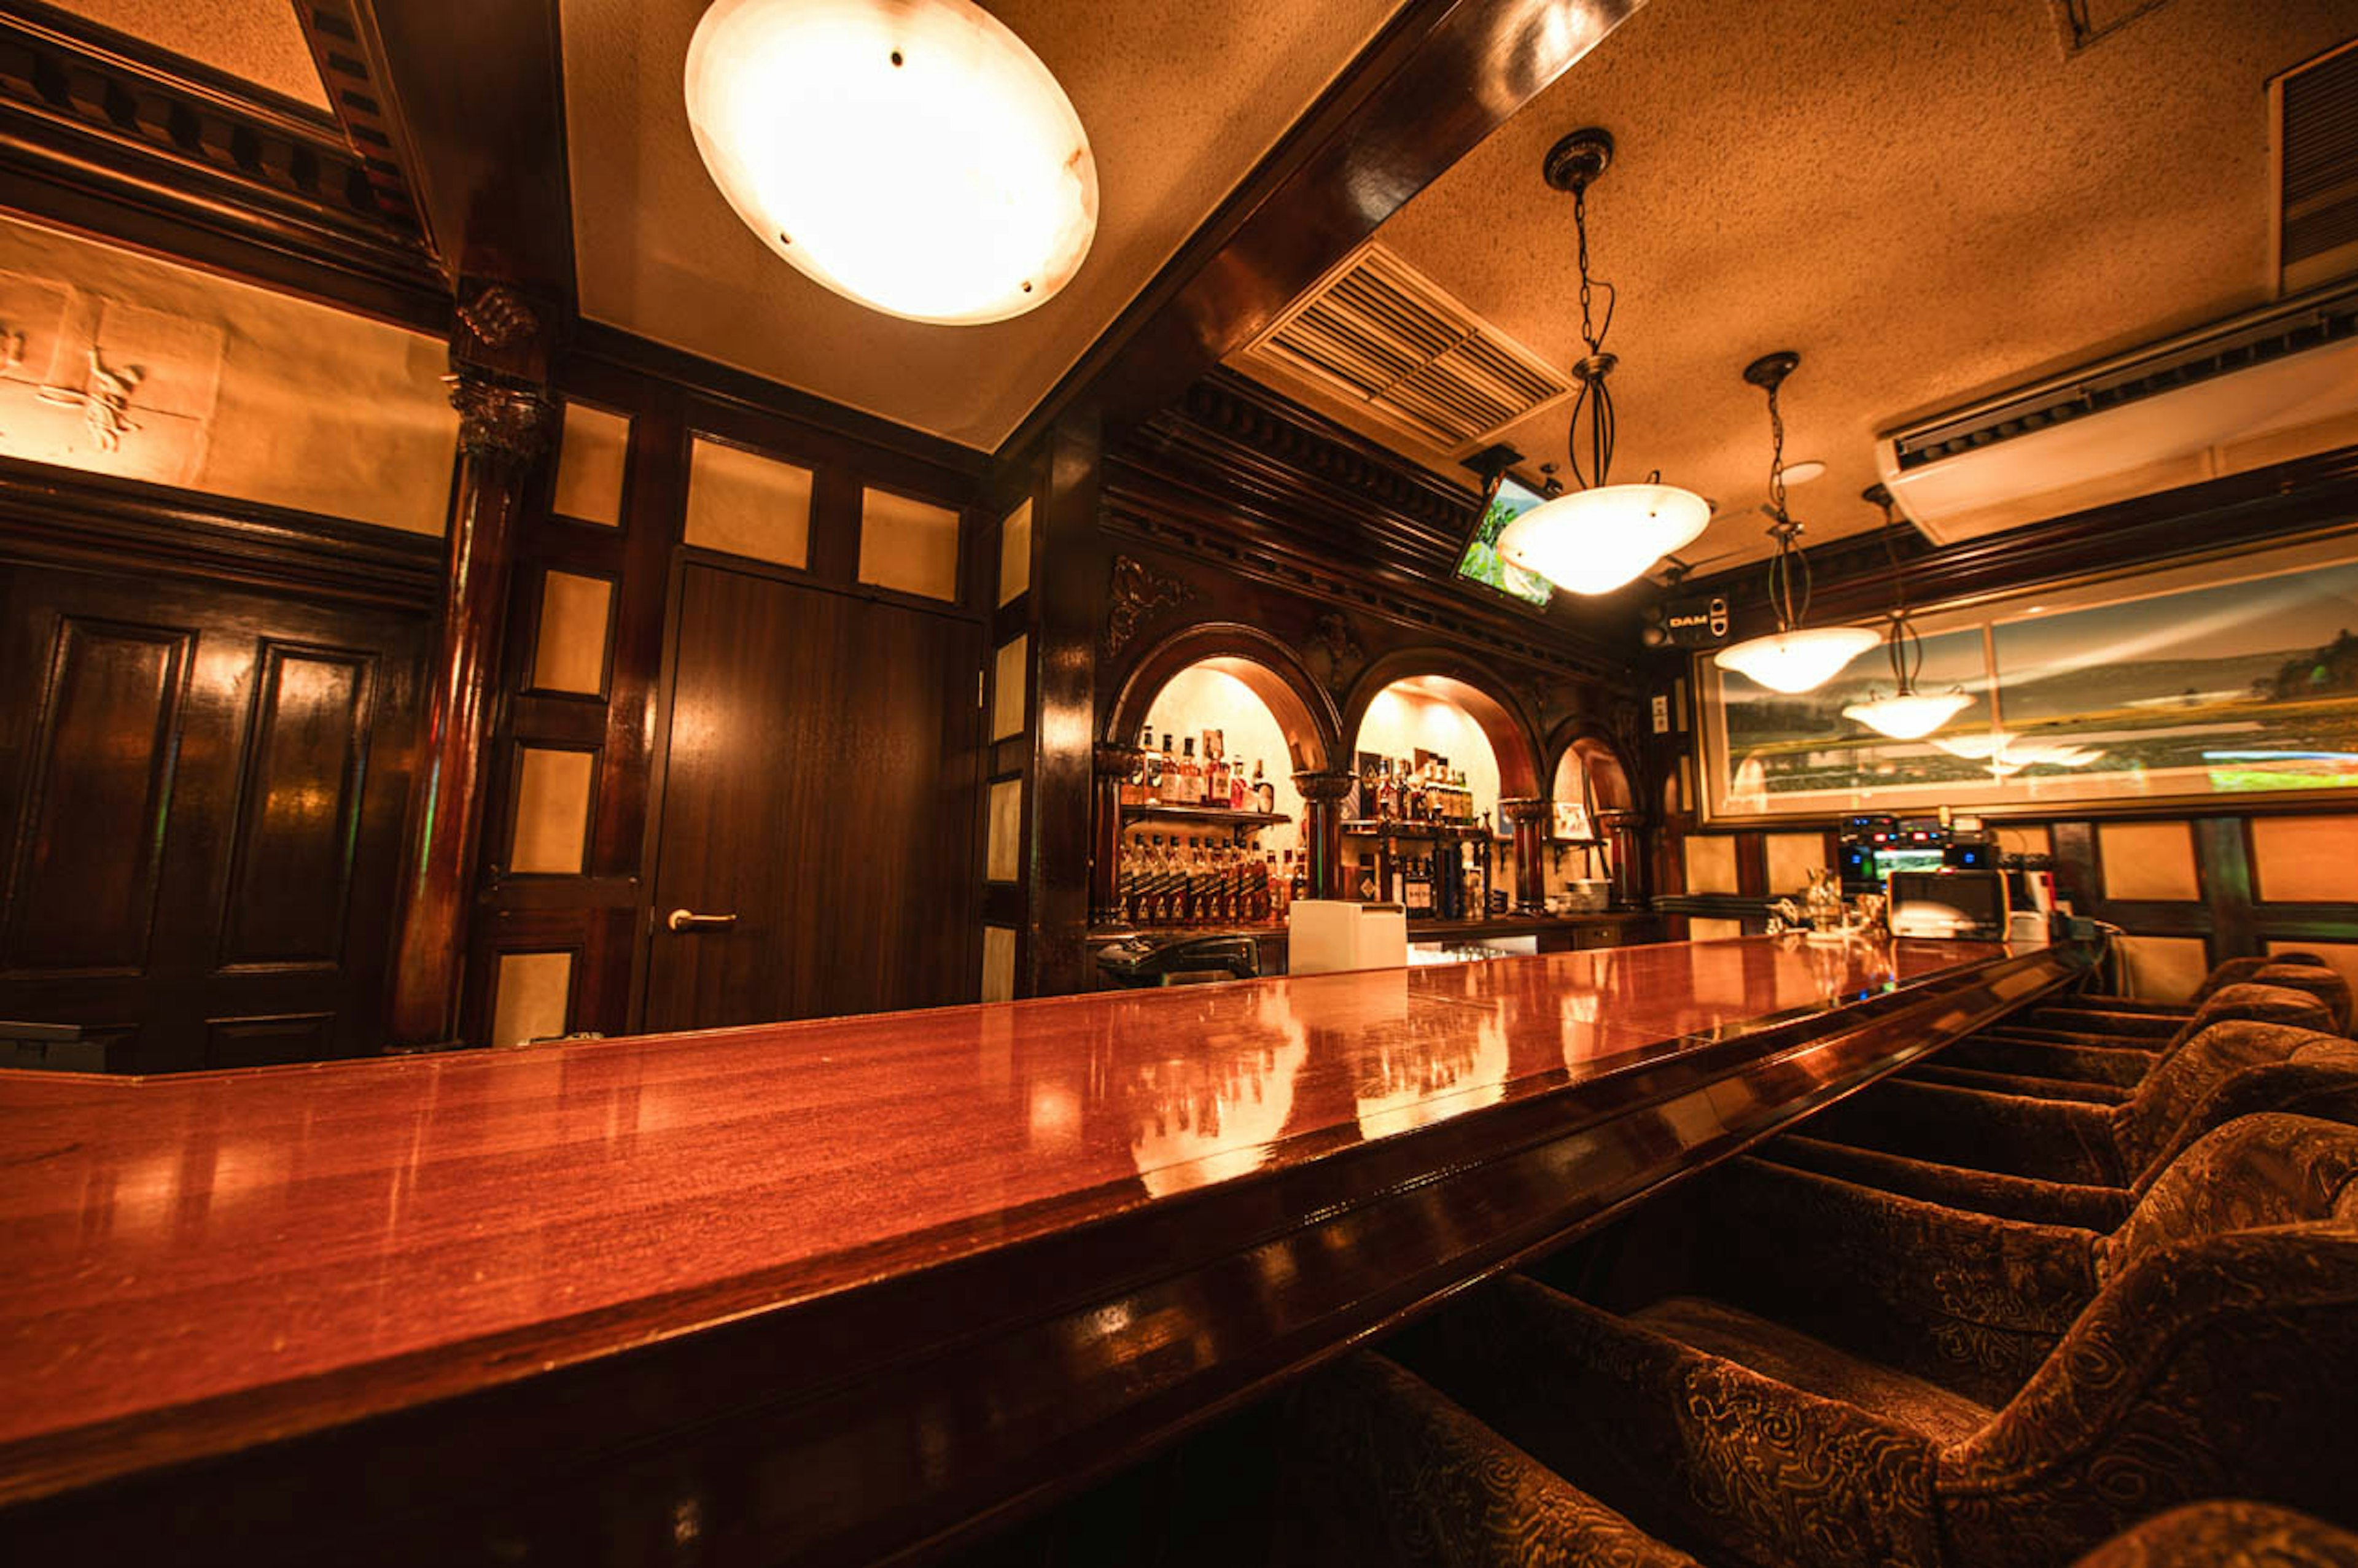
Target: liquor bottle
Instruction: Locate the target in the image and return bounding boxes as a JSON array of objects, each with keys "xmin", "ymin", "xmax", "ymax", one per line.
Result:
[
  {"xmin": 1230, "ymin": 761, "xmax": 1248, "ymax": 811},
  {"xmin": 1405, "ymin": 760, "xmax": 1425, "ymax": 823},
  {"xmin": 1252, "ymin": 760, "xmax": 1274, "ymax": 814},
  {"xmin": 1290, "ymin": 850, "xmax": 1309, "ymax": 907},
  {"xmin": 1178, "ymin": 737, "xmax": 1200, "ymax": 804},
  {"xmin": 1377, "ymin": 760, "xmax": 1398, "ymax": 821},
  {"xmin": 1205, "ymin": 739, "xmax": 1228, "ymax": 809},
  {"xmin": 1149, "ymin": 734, "xmax": 1172, "ymax": 804},
  {"xmin": 1264, "ymin": 852, "xmax": 1282, "ymax": 922},
  {"xmin": 1356, "ymin": 855, "xmax": 1380, "ymax": 901}
]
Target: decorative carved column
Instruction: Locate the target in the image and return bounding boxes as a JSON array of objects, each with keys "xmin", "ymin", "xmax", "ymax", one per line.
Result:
[
  {"xmin": 386, "ymin": 363, "xmax": 556, "ymax": 1047},
  {"xmin": 1291, "ymin": 770, "xmax": 1355, "ymax": 901},
  {"xmin": 1597, "ymin": 807, "xmax": 1646, "ymax": 909},
  {"xmin": 1091, "ymin": 742, "xmax": 1143, "ymax": 929},
  {"xmin": 1500, "ymin": 797, "xmax": 1552, "ymax": 912}
]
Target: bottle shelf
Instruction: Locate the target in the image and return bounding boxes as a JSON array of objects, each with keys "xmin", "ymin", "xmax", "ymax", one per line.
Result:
[
  {"xmin": 1342, "ymin": 819, "xmax": 1493, "ymax": 842},
  {"xmin": 1121, "ymin": 804, "xmax": 1292, "ymax": 830}
]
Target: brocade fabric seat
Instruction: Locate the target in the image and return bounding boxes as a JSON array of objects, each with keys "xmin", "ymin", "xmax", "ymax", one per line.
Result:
[
  {"xmin": 1277, "ymin": 1353, "xmax": 1705, "ymax": 1567},
  {"xmin": 1762, "ymin": 1021, "xmax": 2358, "ymax": 1227},
  {"xmin": 1912, "ymin": 976, "xmax": 2346, "ymax": 1098},
  {"xmin": 2044, "ymin": 952, "xmax": 2333, "ymax": 1028},
  {"xmin": 2069, "ymin": 1502, "xmax": 2358, "ymax": 1568},
  {"xmin": 1388, "ymin": 1114, "xmax": 2358, "ymax": 1568}
]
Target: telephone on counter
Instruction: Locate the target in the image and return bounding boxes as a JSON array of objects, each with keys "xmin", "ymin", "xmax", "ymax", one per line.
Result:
[{"xmin": 1095, "ymin": 933, "xmax": 1262, "ymax": 988}]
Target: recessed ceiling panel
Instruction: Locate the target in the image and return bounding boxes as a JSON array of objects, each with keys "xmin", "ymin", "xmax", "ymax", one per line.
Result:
[
  {"xmin": 561, "ymin": 0, "xmax": 1411, "ymax": 452},
  {"xmin": 45, "ymin": 0, "xmax": 329, "ymax": 108}
]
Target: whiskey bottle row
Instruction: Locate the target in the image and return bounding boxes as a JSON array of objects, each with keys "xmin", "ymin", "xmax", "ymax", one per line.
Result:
[
  {"xmin": 1121, "ymin": 728, "xmax": 1278, "ymax": 812},
  {"xmin": 1361, "ymin": 756, "xmax": 1478, "ymax": 825},
  {"xmin": 1351, "ymin": 840, "xmax": 1493, "ymax": 920},
  {"xmin": 1119, "ymin": 835, "xmax": 1305, "ymax": 928}
]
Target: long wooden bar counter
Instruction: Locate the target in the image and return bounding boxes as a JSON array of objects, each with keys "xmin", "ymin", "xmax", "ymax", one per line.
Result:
[{"xmin": 0, "ymin": 934, "xmax": 2088, "ymax": 1566}]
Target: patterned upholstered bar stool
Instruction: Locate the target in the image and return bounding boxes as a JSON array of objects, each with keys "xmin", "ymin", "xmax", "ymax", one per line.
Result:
[
  {"xmin": 1386, "ymin": 1114, "xmax": 2358, "ymax": 1568},
  {"xmin": 1280, "ymin": 1361, "xmax": 2358, "ymax": 1567},
  {"xmin": 1766, "ymin": 1020, "xmax": 2358, "ymax": 1228}
]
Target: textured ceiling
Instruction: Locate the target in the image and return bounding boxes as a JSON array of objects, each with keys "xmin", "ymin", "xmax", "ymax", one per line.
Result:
[
  {"xmin": 45, "ymin": 0, "xmax": 329, "ymax": 107},
  {"xmin": 1275, "ymin": 0, "xmax": 2358, "ymax": 576},
  {"xmin": 561, "ymin": 0, "xmax": 1411, "ymax": 452}
]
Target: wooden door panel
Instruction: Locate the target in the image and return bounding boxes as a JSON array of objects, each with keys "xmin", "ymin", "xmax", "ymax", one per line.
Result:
[
  {"xmin": 0, "ymin": 564, "xmax": 424, "ymax": 1070},
  {"xmin": 216, "ymin": 643, "xmax": 378, "ymax": 971},
  {"xmin": 1, "ymin": 615, "xmax": 193, "ymax": 978},
  {"xmin": 646, "ymin": 564, "xmax": 981, "ymax": 1031}
]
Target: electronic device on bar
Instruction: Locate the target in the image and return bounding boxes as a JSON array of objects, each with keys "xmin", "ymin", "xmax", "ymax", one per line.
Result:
[
  {"xmin": 1839, "ymin": 809, "xmax": 1995, "ymax": 894},
  {"xmin": 1886, "ymin": 868, "xmax": 2010, "ymax": 941}
]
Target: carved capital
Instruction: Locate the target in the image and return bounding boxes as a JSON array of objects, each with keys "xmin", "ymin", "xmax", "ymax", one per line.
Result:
[
  {"xmin": 1290, "ymin": 769, "xmax": 1356, "ymax": 803},
  {"xmin": 445, "ymin": 371, "xmax": 556, "ymax": 467},
  {"xmin": 1104, "ymin": 554, "xmax": 1196, "ymax": 659},
  {"xmin": 1498, "ymin": 796, "xmax": 1552, "ymax": 825},
  {"xmin": 457, "ymin": 284, "xmax": 539, "ymax": 352},
  {"xmin": 1093, "ymin": 742, "xmax": 1145, "ymax": 779}
]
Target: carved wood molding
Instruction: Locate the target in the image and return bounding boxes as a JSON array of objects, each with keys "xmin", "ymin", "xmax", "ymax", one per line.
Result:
[
  {"xmin": 0, "ymin": 7, "xmax": 443, "ymax": 323},
  {"xmin": 1107, "ymin": 373, "xmax": 1640, "ymax": 683},
  {"xmin": 1103, "ymin": 553, "xmax": 1196, "ymax": 658},
  {"xmin": 0, "ymin": 454, "xmax": 442, "ymax": 608}
]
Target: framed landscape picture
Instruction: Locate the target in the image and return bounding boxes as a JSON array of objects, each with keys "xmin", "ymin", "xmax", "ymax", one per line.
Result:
[{"xmin": 1697, "ymin": 530, "xmax": 2358, "ymax": 821}]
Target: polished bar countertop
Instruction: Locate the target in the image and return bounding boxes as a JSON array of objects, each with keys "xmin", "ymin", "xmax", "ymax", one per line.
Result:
[{"xmin": 0, "ymin": 934, "xmax": 2015, "ymax": 1535}]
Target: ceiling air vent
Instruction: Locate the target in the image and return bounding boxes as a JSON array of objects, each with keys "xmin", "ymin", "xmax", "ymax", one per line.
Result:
[
  {"xmin": 2279, "ymin": 37, "xmax": 2358, "ymax": 293},
  {"xmin": 1875, "ymin": 281, "xmax": 2358, "ymax": 544},
  {"xmin": 1232, "ymin": 243, "xmax": 1573, "ymax": 462}
]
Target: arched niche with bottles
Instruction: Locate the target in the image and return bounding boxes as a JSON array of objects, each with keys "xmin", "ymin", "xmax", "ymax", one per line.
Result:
[{"xmin": 1096, "ymin": 625, "xmax": 1345, "ymax": 930}]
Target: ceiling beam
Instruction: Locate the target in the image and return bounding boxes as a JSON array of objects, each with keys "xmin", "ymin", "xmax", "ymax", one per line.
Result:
[
  {"xmin": 357, "ymin": 0, "xmax": 573, "ymax": 298},
  {"xmin": 998, "ymin": 0, "xmax": 1652, "ymax": 462}
]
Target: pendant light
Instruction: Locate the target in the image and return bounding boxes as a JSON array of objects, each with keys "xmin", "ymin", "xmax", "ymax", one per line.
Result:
[
  {"xmin": 685, "ymin": 0, "xmax": 1097, "ymax": 325},
  {"xmin": 1495, "ymin": 130, "xmax": 1710, "ymax": 595},
  {"xmin": 1711, "ymin": 352, "xmax": 1878, "ymax": 693},
  {"xmin": 1840, "ymin": 485, "xmax": 1975, "ymax": 740}
]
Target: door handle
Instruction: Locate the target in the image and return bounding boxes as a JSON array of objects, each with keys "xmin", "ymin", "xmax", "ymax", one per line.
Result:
[{"xmin": 665, "ymin": 908, "xmax": 739, "ymax": 933}]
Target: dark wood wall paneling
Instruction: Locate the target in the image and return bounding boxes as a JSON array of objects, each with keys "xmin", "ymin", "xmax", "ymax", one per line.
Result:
[
  {"xmin": 461, "ymin": 342, "xmax": 996, "ymax": 1042},
  {"xmin": 1648, "ymin": 444, "xmax": 2358, "ymax": 961},
  {"xmin": 0, "ymin": 461, "xmax": 436, "ymax": 1069}
]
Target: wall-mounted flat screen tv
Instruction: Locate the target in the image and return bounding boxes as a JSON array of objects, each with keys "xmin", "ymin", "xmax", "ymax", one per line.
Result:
[{"xmin": 1456, "ymin": 475, "xmax": 1554, "ymax": 608}]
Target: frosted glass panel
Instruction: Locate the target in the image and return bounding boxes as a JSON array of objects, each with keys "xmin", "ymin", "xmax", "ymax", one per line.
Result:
[
  {"xmin": 687, "ymin": 437, "xmax": 812, "ymax": 567},
  {"xmin": 532, "ymin": 571, "xmax": 612, "ymax": 694},
  {"xmin": 860, "ymin": 487, "xmax": 960, "ymax": 601},
  {"xmin": 491, "ymin": 952, "xmax": 572, "ymax": 1049},
  {"xmin": 512, "ymin": 747, "xmax": 594, "ymax": 875},
  {"xmin": 552, "ymin": 403, "xmax": 629, "ymax": 526}
]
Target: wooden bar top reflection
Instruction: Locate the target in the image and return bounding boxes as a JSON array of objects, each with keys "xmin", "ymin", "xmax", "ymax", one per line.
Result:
[{"xmin": 0, "ymin": 934, "xmax": 2082, "ymax": 1566}]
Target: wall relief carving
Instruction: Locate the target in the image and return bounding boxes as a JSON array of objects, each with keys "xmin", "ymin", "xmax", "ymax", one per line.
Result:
[
  {"xmin": 1105, "ymin": 554, "xmax": 1195, "ymax": 658},
  {"xmin": 1302, "ymin": 612, "xmax": 1366, "ymax": 694}
]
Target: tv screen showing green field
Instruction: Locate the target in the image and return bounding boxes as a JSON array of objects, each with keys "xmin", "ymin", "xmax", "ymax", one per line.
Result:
[
  {"xmin": 1457, "ymin": 478, "xmax": 1554, "ymax": 608},
  {"xmin": 1699, "ymin": 538, "xmax": 2358, "ymax": 819}
]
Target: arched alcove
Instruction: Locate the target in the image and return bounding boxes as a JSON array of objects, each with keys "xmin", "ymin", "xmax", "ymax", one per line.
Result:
[
  {"xmin": 1339, "ymin": 654, "xmax": 1543, "ymax": 798},
  {"xmin": 1105, "ymin": 623, "xmax": 1341, "ymax": 774}
]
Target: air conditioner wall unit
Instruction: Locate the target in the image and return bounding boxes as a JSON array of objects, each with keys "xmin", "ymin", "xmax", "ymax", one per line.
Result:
[{"xmin": 1875, "ymin": 284, "xmax": 2358, "ymax": 545}]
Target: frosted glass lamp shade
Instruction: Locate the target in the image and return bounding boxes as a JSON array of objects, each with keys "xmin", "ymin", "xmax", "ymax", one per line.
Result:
[
  {"xmin": 685, "ymin": 0, "xmax": 1097, "ymax": 325},
  {"xmin": 1495, "ymin": 483, "xmax": 1711, "ymax": 596},
  {"xmin": 1713, "ymin": 625, "xmax": 1880, "ymax": 694},
  {"xmin": 1842, "ymin": 689, "xmax": 1974, "ymax": 740}
]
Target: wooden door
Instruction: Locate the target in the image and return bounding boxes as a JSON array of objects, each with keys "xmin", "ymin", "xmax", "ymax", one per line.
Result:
[
  {"xmin": 642, "ymin": 562, "xmax": 982, "ymax": 1030},
  {"xmin": 0, "ymin": 564, "xmax": 425, "ymax": 1071}
]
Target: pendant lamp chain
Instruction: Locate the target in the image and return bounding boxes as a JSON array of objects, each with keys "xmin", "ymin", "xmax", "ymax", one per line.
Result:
[
  {"xmin": 1875, "ymin": 489, "xmax": 1923, "ymax": 696},
  {"xmin": 1565, "ymin": 179, "xmax": 1619, "ymax": 491},
  {"xmin": 1759, "ymin": 364, "xmax": 1811, "ymax": 637}
]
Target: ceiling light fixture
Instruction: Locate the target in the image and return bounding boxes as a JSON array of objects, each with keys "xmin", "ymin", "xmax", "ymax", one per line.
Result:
[
  {"xmin": 1495, "ymin": 129, "xmax": 1710, "ymax": 595},
  {"xmin": 1713, "ymin": 352, "xmax": 1879, "ymax": 693},
  {"xmin": 684, "ymin": 0, "xmax": 1098, "ymax": 325},
  {"xmin": 1841, "ymin": 484, "xmax": 1975, "ymax": 740}
]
